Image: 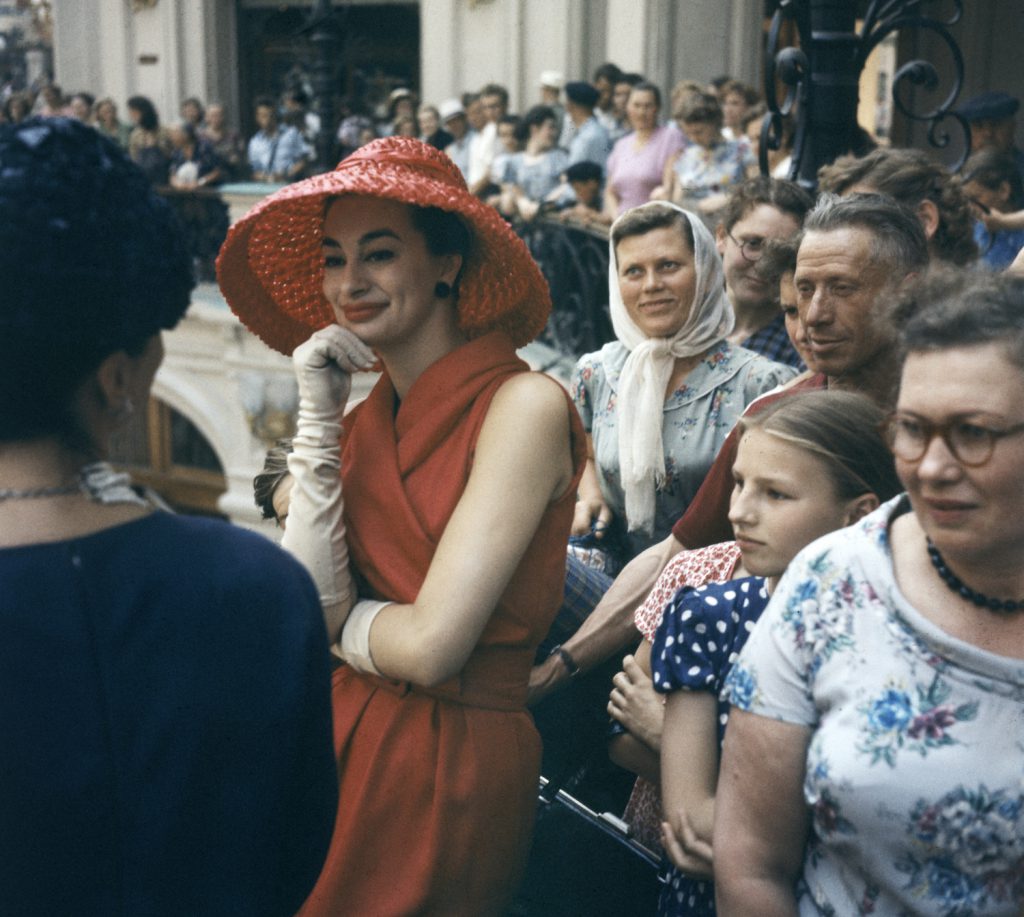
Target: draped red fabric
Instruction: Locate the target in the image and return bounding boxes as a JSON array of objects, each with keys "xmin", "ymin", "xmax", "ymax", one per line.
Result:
[{"xmin": 299, "ymin": 331, "xmax": 585, "ymax": 917}]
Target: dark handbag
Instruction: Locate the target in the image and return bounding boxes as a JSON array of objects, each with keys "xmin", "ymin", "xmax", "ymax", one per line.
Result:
[{"xmin": 510, "ymin": 774, "xmax": 665, "ymax": 916}]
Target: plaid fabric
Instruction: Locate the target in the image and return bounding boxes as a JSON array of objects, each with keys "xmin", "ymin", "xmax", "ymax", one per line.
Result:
[
  {"xmin": 742, "ymin": 312, "xmax": 804, "ymax": 369},
  {"xmin": 536, "ymin": 554, "xmax": 613, "ymax": 661}
]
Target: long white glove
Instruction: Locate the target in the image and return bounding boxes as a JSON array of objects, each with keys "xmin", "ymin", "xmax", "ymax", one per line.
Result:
[
  {"xmin": 337, "ymin": 599, "xmax": 393, "ymax": 675},
  {"xmin": 280, "ymin": 325, "xmax": 376, "ymax": 641}
]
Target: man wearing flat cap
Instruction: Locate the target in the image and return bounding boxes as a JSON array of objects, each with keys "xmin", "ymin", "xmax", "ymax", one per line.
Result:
[
  {"xmin": 565, "ymin": 80, "xmax": 611, "ymax": 173},
  {"xmin": 959, "ymin": 91, "xmax": 1024, "ymax": 185}
]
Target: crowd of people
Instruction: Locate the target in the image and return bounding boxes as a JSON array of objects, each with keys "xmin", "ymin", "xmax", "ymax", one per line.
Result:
[
  {"xmin": 7, "ymin": 70, "xmax": 1023, "ymax": 272},
  {"xmin": 2, "ymin": 57, "xmax": 1024, "ymax": 917}
]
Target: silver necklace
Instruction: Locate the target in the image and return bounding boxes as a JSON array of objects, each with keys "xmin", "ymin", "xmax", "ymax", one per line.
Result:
[
  {"xmin": 0, "ymin": 480, "xmax": 82, "ymax": 500},
  {"xmin": 0, "ymin": 463, "xmax": 151, "ymax": 508}
]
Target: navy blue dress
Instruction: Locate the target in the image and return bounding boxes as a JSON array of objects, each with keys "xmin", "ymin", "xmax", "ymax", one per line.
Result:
[
  {"xmin": 0, "ymin": 512, "xmax": 337, "ymax": 916},
  {"xmin": 651, "ymin": 576, "xmax": 769, "ymax": 917}
]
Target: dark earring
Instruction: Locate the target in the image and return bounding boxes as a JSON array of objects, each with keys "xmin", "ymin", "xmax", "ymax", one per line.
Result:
[{"xmin": 434, "ymin": 281, "xmax": 452, "ymax": 298}]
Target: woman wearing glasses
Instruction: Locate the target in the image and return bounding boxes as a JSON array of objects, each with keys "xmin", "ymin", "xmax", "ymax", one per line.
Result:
[
  {"xmin": 714, "ymin": 270, "xmax": 1024, "ymax": 916},
  {"xmin": 714, "ymin": 178, "xmax": 813, "ymax": 369}
]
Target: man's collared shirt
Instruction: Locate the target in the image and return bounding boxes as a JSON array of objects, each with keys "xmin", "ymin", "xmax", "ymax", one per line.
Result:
[
  {"xmin": 247, "ymin": 125, "xmax": 310, "ymax": 178},
  {"xmin": 568, "ymin": 116, "xmax": 612, "ymax": 172}
]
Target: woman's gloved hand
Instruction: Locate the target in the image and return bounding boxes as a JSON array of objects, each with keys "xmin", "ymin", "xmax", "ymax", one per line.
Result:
[{"xmin": 281, "ymin": 325, "xmax": 376, "ymax": 639}]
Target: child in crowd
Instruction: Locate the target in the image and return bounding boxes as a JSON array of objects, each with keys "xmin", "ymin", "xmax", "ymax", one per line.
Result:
[
  {"xmin": 553, "ymin": 160, "xmax": 613, "ymax": 228},
  {"xmin": 962, "ymin": 149, "xmax": 1024, "ymax": 270},
  {"xmin": 607, "ymin": 390, "xmax": 902, "ymax": 916}
]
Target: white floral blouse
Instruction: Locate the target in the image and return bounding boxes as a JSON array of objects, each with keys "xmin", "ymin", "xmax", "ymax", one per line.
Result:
[
  {"xmin": 571, "ymin": 339, "xmax": 794, "ymax": 558},
  {"xmin": 725, "ymin": 497, "xmax": 1024, "ymax": 917}
]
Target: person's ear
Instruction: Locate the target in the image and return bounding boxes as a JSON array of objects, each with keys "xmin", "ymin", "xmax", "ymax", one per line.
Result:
[
  {"xmin": 843, "ymin": 493, "xmax": 880, "ymax": 526},
  {"xmin": 715, "ymin": 224, "xmax": 727, "ymax": 256},
  {"xmin": 438, "ymin": 252, "xmax": 462, "ymax": 289},
  {"xmin": 93, "ymin": 350, "xmax": 134, "ymax": 414},
  {"xmin": 915, "ymin": 199, "xmax": 940, "ymax": 240}
]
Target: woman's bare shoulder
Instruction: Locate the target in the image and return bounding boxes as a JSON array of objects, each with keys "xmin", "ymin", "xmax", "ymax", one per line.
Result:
[{"xmin": 489, "ymin": 371, "xmax": 572, "ymax": 425}]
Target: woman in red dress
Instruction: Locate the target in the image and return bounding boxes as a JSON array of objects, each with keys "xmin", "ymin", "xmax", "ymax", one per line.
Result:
[{"xmin": 219, "ymin": 137, "xmax": 584, "ymax": 915}]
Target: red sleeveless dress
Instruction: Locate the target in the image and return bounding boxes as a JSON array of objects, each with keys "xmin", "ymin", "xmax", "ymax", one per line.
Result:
[{"xmin": 298, "ymin": 331, "xmax": 585, "ymax": 917}]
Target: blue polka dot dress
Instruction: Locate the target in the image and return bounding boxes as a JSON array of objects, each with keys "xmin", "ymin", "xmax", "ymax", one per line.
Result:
[{"xmin": 650, "ymin": 576, "xmax": 770, "ymax": 916}]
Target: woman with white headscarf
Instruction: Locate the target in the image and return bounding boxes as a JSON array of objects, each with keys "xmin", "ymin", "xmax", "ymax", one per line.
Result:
[{"xmin": 570, "ymin": 202, "xmax": 796, "ymax": 567}]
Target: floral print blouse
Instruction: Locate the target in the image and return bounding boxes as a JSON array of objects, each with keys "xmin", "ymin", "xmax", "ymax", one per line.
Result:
[
  {"xmin": 725, "ymin": 497, "xmax": 1024, "ymax": 916},
  {"xmin": 571, "ymin": 339, "xmax": 794, "ymax": 558},
  {"xmin": 671, "ymin": 138, "xmax": 755, "ymax": 200}
]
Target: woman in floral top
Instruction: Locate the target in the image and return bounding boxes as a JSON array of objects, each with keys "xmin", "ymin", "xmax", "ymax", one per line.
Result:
[
  {"xmin": 570, "ymin": 202, "xmax": 794, "ymax": 567},
  {"xmin": 717, "ymin": 271, "xmax": 1024, "ymax": 916},
  {"xmin": 662, "ymin": 92, "xmax": 755, "ymax": 217}
]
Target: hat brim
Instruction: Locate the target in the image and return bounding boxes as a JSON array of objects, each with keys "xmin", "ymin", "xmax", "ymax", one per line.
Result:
[{"xmin": 217, "ymin": 138, "xmax": 551, "ymax": 355}]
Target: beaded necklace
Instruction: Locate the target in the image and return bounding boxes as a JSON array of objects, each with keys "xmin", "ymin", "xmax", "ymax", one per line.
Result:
[{"xmin": 926, "ymin": 537, "xmax": 1024, "ymax": 614}]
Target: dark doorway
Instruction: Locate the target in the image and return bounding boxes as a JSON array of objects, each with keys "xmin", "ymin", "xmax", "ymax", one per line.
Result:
[{"xmin": 236, "ymin": 2, "xmax": 420, "ymax": 141}]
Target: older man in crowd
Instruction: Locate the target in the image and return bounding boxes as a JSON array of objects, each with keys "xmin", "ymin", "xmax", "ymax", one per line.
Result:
[{"xmin": 530, "ymin": 193, "xmax": 930, "ymax": 701}]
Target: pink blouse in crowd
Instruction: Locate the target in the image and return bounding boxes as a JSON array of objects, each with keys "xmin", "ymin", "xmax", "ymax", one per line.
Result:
[{"xmin": 605, "ymin": 125, "xmax": 685, "ymax": 214}]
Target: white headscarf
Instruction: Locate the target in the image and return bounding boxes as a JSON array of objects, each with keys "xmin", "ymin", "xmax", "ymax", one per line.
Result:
[{"xmin": 606, "ymin": 202, "xmax": 734, "ymax": 535}]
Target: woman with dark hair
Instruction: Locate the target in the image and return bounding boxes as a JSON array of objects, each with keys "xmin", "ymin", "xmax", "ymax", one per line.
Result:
[
  {"xmin": 499, "ymin": 103, "xmax": 569, "ymax": 220},
  {"xmin": 605, "ymin": 82, "xmax": 685, "ymax": 216},
  {"xmin": 127, "ymin": 93, "xmax": 173, "ymax": 185},
  {"xmin": 0, "ymin": 117, "xmax": 337, "ymax": 915},
  {"xmin": 716, "ymin": 270, "xmax": 1024, "ymax": 916},
  {"xmin": 218, "ymin": 136, "xmax": 584, "ymax": 915}
]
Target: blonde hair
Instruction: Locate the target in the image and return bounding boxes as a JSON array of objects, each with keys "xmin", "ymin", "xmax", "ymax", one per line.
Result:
[{"xmin": 739, "ymin": 390, "xmax": 902, "ymax": 502}]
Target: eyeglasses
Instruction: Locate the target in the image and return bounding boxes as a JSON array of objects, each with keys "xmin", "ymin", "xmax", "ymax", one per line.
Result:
[
  {"xmin": 726, "ymin": 230, "xmax": 766, "ymax": 263},
  {"xmin": 884, "ymin": 412, "xmax": 1024, "ymax": 467}
]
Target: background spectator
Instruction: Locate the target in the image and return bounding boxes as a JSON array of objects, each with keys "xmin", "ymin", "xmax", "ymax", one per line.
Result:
[
  {"xmin": 417, "ymin": 103, "xmax": 452, "ymax": 150},
  {"xmin": 94, "ymin": 97, "xmax": 131, "ymax": 149},
  {"xmin": 605, "ymin": 81, "xmax": 684, "ymax": 216},
  {"xmin": 127, "ymin": 94, "xmax": 173, "ymax": 185},
  {"xmin": 200, "ymin": 101, "xmax": 245, "ymax": 181},
  {"xmin": 962, "ymin": 149, "xmax": 1024, "ymax": 270},
  {"xmin": 247, "ymin": 95, "xmax": 310, "ymax": 183}
]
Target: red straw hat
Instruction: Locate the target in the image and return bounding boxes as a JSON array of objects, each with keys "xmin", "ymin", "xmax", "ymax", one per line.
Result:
[{"xmin": 217, "ymin": 137, "xmax": 551, "ymax": 354}]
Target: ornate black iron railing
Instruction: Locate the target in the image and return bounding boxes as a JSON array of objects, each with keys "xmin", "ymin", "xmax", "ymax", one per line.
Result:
[
  {"xmin": 516, "ymin": 216, "xmax": 615, "ymax": 362},
  {"xmin": 761, "ymin": 0, "xmax": 969, "ymax": 189}
]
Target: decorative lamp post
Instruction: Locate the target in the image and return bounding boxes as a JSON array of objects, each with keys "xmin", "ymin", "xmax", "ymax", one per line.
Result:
[
  {"xmin": 760, "ymin": 0, "xmax": 969, "ymax": 190},
  {"xmin": 304, "ymin": 0, "xmax": 342, "ymax": 174}
]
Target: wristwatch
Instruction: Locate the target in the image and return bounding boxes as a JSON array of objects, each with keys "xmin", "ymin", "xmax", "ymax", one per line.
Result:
[{"xmin": 549, "ymin": 644, "xmax": 580, "ymax": 679}]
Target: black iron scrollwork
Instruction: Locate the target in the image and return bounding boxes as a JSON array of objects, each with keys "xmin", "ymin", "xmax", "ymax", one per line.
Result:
[
  {"xmin": 760, "ymin": 0, "xmax": 809, "ymax": 180},
  {"xmin": 858, "ymin": 0, "xmax": 970, "ymax": 170},
  {"xmin": 516, "ymin": 217, "xmax": 614, "ymax": 361},
  {"xmin": 760, "ymin": 0, "xmax": 970, "ymax": 184}
]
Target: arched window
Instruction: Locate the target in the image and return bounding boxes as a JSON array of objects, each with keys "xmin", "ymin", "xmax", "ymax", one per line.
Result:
[{"xmin": 108, "ymin": 397, "xmax": 227, "ymax": 518}]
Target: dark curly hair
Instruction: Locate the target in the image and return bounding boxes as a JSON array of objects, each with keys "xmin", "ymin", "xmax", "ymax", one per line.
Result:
[
  {"xmin": 0, "ymin": 117, "xmax": 194, "ymax": 442},
  {"xmin": 719, "ymin": 176, "xmax": 814, "ymax": 233},
  {"xmin": 818, "ymin": 148, "xmax": 978, "ymax": 267}
]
